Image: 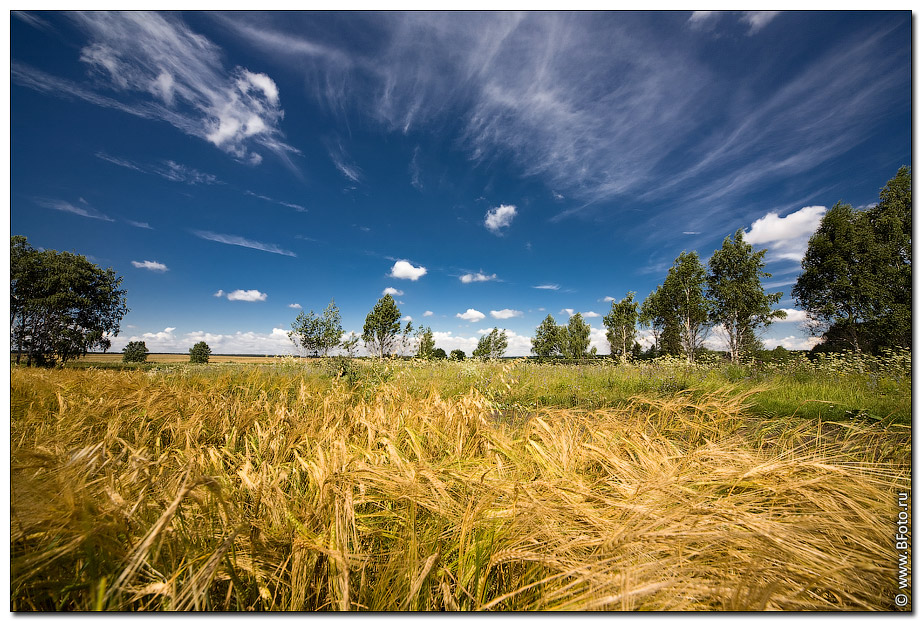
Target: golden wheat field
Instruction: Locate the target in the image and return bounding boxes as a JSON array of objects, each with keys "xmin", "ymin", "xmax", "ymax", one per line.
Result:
[{"xmin": 10, "ymin": 359, "xmax": 911, "ymax": 611}]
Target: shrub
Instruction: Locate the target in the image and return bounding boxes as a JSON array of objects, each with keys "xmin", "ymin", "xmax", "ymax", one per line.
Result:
[
  {"xmin": 121, "ymin": 341, "xmax": 149, "ymax": 363},
  {"xmin": 189, "ymin": 341, "xmax": 211, "ymax": 364},
  {"xmin": 450, "ymin": 349, "xmax": 466, "ymax": 361}
]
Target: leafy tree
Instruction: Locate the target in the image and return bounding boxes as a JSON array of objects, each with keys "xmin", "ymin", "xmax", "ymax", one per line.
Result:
[
  {"xmin": 11, "ymin": 236, "xmax": 129, "ymax": 367},
  {"xmin": 450, "ymin": 349, "xmax": 466, "ymax": 361},
  {"xmin": 661, "ymin": 251, "xmax": 710, "ymax": 363},
  {"xmin": 793, "ymin": 201, "xmax": 887, "ymax": 352},
  {"xmin": 362, "ymin": 294, "xmax": 404, "ymax": 357},
  {"xmin": 189, "ymin": 341, "xmax": 211, "ymax": 364},
  {"xmin": 638, "ymin": 286, "xmax": 682, "ymax": 357},
  {"xmin": 432, "ymin": 347, "xmax": 448, "ymax": 360},
  {"xmin": 288, "ymin": 298, "xmax": 344, "ymax": 357},
  {"xmin": 563, "ymin": 313, "xmax": 591, "ymax": 359},
  {"xmin": 531, "ymin": 314, "xmax": 564, "ymax": 357},
  {"xmin": 473, "ymin": 328, "xmax": 508, "ymax": 360},
  {"xmin": 603, "ymin": 293, "xmax": 638, "ymax": 362},
  {"xmin": 122, "ymin": 340, "xmax": 149, "ymax": 363},
  {"xmin": 397, "ymin": 320, "xmax": 415, "ymax": 357},
  {"xmin": 416, "ymin": 326, "xmax": 436, "ymax": 359},
  {"xmin": 706, "ymin": 230, "xmax": 785, "ymax": 363}
]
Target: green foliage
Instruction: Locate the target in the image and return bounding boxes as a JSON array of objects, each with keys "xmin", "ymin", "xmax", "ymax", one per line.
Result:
[
  {"xmin": 362, "ymin": 294, "xmax": 404, "ymax": 357},
  {"xmin": 660, "ymin": 252, "xmax": 710, "ymax": 363},
  {"xmin": 189, "ymin": 341, "xmax": 211, "ymax": 364},
  {"xmin": 531, "ymin": 314, "xmax": 563, "ymax": 357},
  {"xmin": 639, "ymin": 286, "xmax": 682, "ymax": 357},
  {"xmin": 707, "ymin": 230, "xmax": 784, "ymax": 363},
  {"xmin": 795, "ymin": 168, "xmax": 911, "ymax": 353},
  {"xmin": 121, "ymin": 341, "xmax": 149, "ymax": 363},
  {"xmin": 416, "ymin": 326, "xmax": 436, "ymax": 359},
  {"xmin": 563, "ymin": 313, "xmax": 591, "ymax": 359},
  {"xmin": 10, "ymin": 235, "xmax": 129, "ymax": 367},
  {"xmin": 432, "ymin": 347, "xmax": 448, "ymax": 360},
  {"xmin": 603, "ymin": 293, "xmax": 638, "ymax": 361},
  {"xmin": 289, "ymin": 299, "xmax": 344, "ymax": 357},
  {"xmin": 450, "ymin": 349, "xmax": 466, "ymax": 361},
  {"xmin": 473, "ymin": 328, "xmax": 508, "ymax": 360}
]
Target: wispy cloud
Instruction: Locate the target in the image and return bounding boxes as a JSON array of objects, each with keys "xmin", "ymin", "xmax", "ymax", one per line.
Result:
[
  {"xmin": 125, "ymin": 220, "xmax": 153, "ymax": 229},
  {"xmin": 14, "ymin": 12, "xmax": 299, "ymax": 164},
  {"xmin": 533, "ymin": 284, "xmax": 560, "ymax": 291},
  {"xmin": 97, "ymin": 152, "xmax": 219, "ymax": 185},
  {"xmin": 740, "ymin": 11, "xmax": 781, "ymax": 34},
  {"xmin": 192, "ymin": 230, "xmax": 297, "ymax": 257},
  {"xmin": 34, "ymin": 198, "xmax": 114, "ymax": 221},
  {"xmin": 409, "ymin": 145, "xmax": 423, "ymax": 190},
  {"xmin": 326, "ymin": 138, "xmax": 362, "ymax": 183},
  {"xmin": 245, "ymin": 190, "xmax": 307, "ymax": 212},
  {"xmin": 131, "ymin": 260, "xmax": 168, "ymax": 272}
]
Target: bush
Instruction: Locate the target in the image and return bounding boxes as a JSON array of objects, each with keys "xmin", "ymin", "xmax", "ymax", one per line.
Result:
[
  {"xmin": 189, "ymin": 341, "xmax": 211, "ymax": 364},
  {"xmin": 121, "ymin": 341, "xmax": 149, "ymax": 363},
  {"xmin": 450, "ymin": 349, "xmax": 466, "ymax": 361}
]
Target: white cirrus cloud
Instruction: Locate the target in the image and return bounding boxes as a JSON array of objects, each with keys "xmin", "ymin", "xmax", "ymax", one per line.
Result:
[
  {"xmin": 389, "ymin": 260, "xmax": 427, "ymax": 280},
  {"xmin": 533, "ymin": 284, "xmax": 560, "ymax": 291},
  {"xmin": 460, "ymin": 272, "xmax": 497, "ymax": 283},
  {"xmin": 382, "ymin": 287, "xmax": 404, "ymax": 296},
  {"xmin": 743, "ymin": 205, "xmax": 826, "ymax": 262},
  {"xmin": 740, "ymin": 11, "xmax": 781, "ymax": 34},
  {"xmin": 13, "ymin": 12, "xmax": 298, "ymax": 165},
  {"xmin": 456, "ymin": 308, "xmax": 486, "ymax": 322},
  {"xmin": 224, "ymin": 289, "xmax": 267, "ymax": 302},
  {"xmin": 490, "ymin": 309, "xmax": 522, "ymax": 319},
  {"xmin": 34, "ymin": 197, "xmax": 113, "ymax": 221},
  {"xmin": 484, "ymin": 204, "xmax": 517, "ymax": 234},
  {"xmin": 192, "ymin": 230, "xmax": 296, "ymax": 257},
  {"xmin": 131, "ymin": 260, "xmax": 168, "ymax": 272}
]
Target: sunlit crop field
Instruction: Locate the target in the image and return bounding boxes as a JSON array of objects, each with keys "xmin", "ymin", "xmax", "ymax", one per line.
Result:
[{"xmin": 11, "ymin": 353, "xmax": 911, "ymax": 611}]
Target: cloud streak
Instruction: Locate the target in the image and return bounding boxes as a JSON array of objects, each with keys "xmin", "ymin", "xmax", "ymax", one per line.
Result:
[{"xmin": 192, "ymin": 230, "xmax": 297, "ymax": 256}]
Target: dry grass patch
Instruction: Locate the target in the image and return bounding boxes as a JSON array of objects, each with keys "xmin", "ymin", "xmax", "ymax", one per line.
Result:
[{"xmin": 11, "ymin": 366, "xmax": 909, "ymax": 611}]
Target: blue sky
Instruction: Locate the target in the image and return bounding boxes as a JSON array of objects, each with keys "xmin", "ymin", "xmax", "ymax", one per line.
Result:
[{"xmin": 11, "ymin": 11, "xmax": 911, "ymax": 356}]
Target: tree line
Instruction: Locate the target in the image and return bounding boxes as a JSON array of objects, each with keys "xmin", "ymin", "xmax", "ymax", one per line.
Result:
[{"xmin": 10, "ymin": 168, "xmax": 909, "ymax": 366}]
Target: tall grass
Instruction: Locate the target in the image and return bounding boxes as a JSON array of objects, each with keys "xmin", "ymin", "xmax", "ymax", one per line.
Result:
[{"xmin": 11, "ymin": 361, "xmax": 910, "ymax": 610}]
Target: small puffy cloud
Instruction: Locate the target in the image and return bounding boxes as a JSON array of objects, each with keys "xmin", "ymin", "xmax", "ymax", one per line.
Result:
[
  {"xmin": 225, "ymin": 289, "xmax": 267, "ymax": 302},
  {"xmin": 774, "ymin": 308, "xmax": 809, "ymax": 323},
  {"xmin": 460, "ymin": 272, "xmax": 497, "ymax": 284},
  {"xmin": 490, "ymin": 309, "xmax": 523, "ymax": 320},
  {"xmin": 401, "ymin": 315, "xmax": 413, "ymax": 322},
  {"xmin": 560, "ymin": 308, "xmax": 575, "ymax": 317},
  {"xmin": 288, "ymin": 303, "xmax": 302, "ymax": 309},
  {"xmin": 131, "ymin": 260, "xmax": 168, "ymax": 272},
  {"xmin": 383, "ymin": 287, "xmax": 404, "ymax": 296},
  {"xmin": 484, "ymin": 204, "xmax": 517, "ymax": 234},
  {"xmin": 533, "ymin": 284, "xmax": 560, "ymax": 291},
  {"xmin": 583, "ymin": 311, "xmax": 601, "ymax": 318},
  {"xmin": 423, "ymin": 310, "xmax": 433, "ymax": 317},
  {"xmin": 456, "ymin": 308, "xmax": 486, "ymax": 322},
  {"xmin": 213, "ymin": 289, "xmax": 225, "ymax": 297},
  {"xmin": 602, "ymin": 296, "xmax": 616, "ymax": 302},
  {"xmin": 743, "ymin": 206, "xmax": 826, "ymax": 262},
  {"xmin": 390, "ymin": 260, "xmax": 427, "ymax": 280}
]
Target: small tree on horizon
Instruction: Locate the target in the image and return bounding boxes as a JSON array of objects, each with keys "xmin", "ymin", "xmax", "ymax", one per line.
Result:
[
  {"xmin": 473, "ymin": 328, "xmax": 508, "ymax": 360},
  {"xmin": 531, "ymin": 314, "xmax": 564, "ymax": 357},
  {"xmin": 362, "ymin": 294, "xmax": 404, "ymax": 357},
  {"xmin": 189, "ymin": 341, "xmax": 211, "ymax": 363},
  {"xmin": 122, "ymin": 340, "xmax": 149, "ymax": 363},
  {"xmin": 416, "ymin": 326, "xmax": 436, "ymax": 359},
  {"xmin": 603, "ymin": 293, "xmax": 638, "ymax": 362},
  {"xmin": 450, "ymin": 349, "xmax": 466, "ymax": 361},
  {"xmin": 289, "ymin": 298, "xmax": 344, "ymax": 357},
  {"xmin": 563, "ymin": 313, "xmax": 591, "ymax": 359}
]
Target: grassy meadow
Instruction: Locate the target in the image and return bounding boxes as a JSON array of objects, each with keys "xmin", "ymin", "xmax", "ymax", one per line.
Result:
[{"xmin": 11, "ymin": 351, "xmax": 911, "ymax": 611}]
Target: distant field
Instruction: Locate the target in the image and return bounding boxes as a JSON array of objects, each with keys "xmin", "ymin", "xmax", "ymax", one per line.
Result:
[{"xmin": 66, "ymin": 353, "xmax": 281, "ymax": 364}]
